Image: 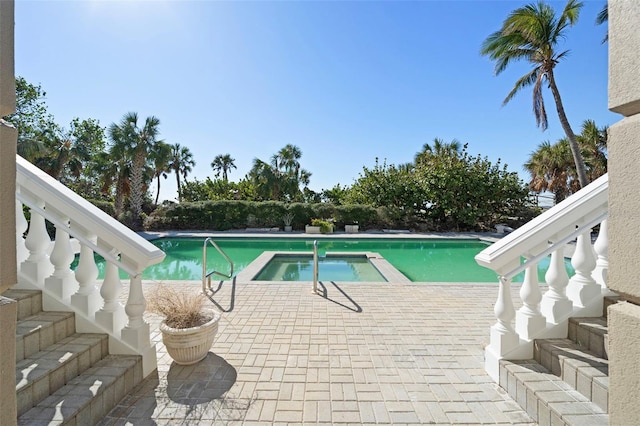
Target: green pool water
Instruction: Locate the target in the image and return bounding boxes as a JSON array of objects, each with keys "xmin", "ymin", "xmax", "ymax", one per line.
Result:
[
  {"xmin": 255, "ymin": 254, "xmax": 387, "ymax": 282},
  {"xmin": 85, "ymin": 237, "xmax": 572, "ymax": 283}
]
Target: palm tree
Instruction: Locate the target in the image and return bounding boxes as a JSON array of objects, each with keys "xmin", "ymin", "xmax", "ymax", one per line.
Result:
[
  {"xmin": 211, "ymin": 154, "xmax": 236, "ymax": 181},
  {"xmin": 578, "ymin": 119, "xmax": 607, "ymax": 181},
  {"xmin": 415, "ymin": 138, "xmax": 462, "ymax": 164},
  {"xmin": 524, "ymin": 139, "xmax": 578, "ymax": 203},
  {"xmin": 248, "ymin": 158, "xmax": 280, "ymax": 201},
  {"xmin": 481, "ymin": 0, "xmax": 589, "ymax": 188},
  {"xmin": 150, "ymin": 141, "xmax": 172, "ymax": 205},
  {"xmin": 41, "ymin": 118, "xmax": 104, "ymax": 184},
  {"xmin": 109, "ymin": 112, "xmax": 161, "ymax": 227},
  {"xmin": 170, "ymin": 143, "xmax": 195, "ymax": 202},
  {"xmin": 596, "ymin": 3, "xmax": 607, "ymax": 44},
  {"xmin": 275, "ymin": 144, "xmax": 311, "ymax": 201},
  {"xmin": 246, "ymin": 145, "xmax": 310, "ymax": 201},
  {"xmin": 275, "ymin": 144, "xmax": 302, "ymax": 175},
  {"xmin": 100, "ymin": 143, "xmax": 131, "ymax": 218}
]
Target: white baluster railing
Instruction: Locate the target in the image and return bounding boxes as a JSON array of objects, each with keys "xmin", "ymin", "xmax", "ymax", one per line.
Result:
[
  {"xmin": 593, "ymin": 219, "xmax": 609, "ymax": 288},
  {"xmin": 540, "ymin": 249, "xmax": 572, "ymax": 324},
  {"xmin": 15, "ymin": 192, "xmax": 29, "ymax": 264},
  {"xmin": 14, "ymin": 155, "xmax": 165, "ymax": 377},
  {"xmin": 475, "ymin": 174, "xmax": 609, "ymax": 382},
  {"xmin": 70, "ymin": 234, "xmax": 101, "ymax": 316}
]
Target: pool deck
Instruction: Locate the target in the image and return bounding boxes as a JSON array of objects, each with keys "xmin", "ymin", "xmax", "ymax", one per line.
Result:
[{"xmin": 98, "ymin": 231, "xmax": 534, "ymax": 425}]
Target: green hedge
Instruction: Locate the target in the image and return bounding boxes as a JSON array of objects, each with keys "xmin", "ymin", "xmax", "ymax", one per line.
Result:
[{"xmin": 144, "ymin": 201, "xmax": 380, "ymax": 231}]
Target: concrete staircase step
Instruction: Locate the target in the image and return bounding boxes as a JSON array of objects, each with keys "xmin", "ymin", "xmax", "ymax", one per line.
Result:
[
  {"xmin": 500, "ymin": 359, "xmax": 607, "ymax": 426},
  {"xmin": 569, "ymin": 316, "xmax": 608, "ymax": 359},
  {"xmin": 16, "ymin": 333, "xmax": 109, "ymax": 417},
  {"xmin": 17, "ymin": 354, "xmax": 143, "ymax": 426},
  {"xmin": 3, "ymin": 289, "xmax": 43, "ymax": 321},
  {"xmin": 603, "ymin": 295, "xmax": 623, "ymax": 319},
  {"xmin": 534, "ymin": 338, "xmax": 608, "ymax": 412},
  {"xmin": 16, "ymin": 310, "xmax": 76, "ymax": 362}
]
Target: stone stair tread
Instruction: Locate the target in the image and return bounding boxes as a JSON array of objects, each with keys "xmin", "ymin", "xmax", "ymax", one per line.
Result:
[
  {"xmin": 2, "ymin": 289, "xmax": 43, "ymax": 321},
  {"xmin": 568, "ymin": 314, "xmax": 609, "ymax": 360},
  {"xmin": 16, "ymin": 311, "xmax": 74, "ymax": 336},
  {"xmin": 16, "ymin": 333, "xmax": 108, "ymax": 391},
  {"xmin": 501, "ymin": 359, "xmax": 607, "ymax": 426},
  {"xmin": 536, "ymin": 338, "xmax": 608, "ymax": 367},
  {"xmin": 15, "ymin": 333, "xmax": 109, "ymax": 417},
  {"xmin": 15, "ymin": 309, "xmax": 77, "ymax": 362},
  {"xmin": 570, "ymin": 317, "xmax": 608, "ymax": 335},
  {"xmin": 17, "ymin": 355, "xmax": 142, "ymax": 426},
  {"xmin": 533, "ymin": 338, "xmax": 609, "ymax": 414}
]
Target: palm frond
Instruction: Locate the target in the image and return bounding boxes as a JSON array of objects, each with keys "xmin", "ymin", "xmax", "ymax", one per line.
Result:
[
  {"xmin": 503, "ymin": 68, "xmax": 538, "ymax": 105},
  {"xmin": 533, "ymin": 72, "xmax": 548, "ymax": 130}
]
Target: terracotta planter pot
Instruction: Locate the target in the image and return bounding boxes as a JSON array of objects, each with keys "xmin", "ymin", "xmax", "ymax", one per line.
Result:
[{"xmin": 160, "ymin": 310, "xmax": 221, "ymax": 365}]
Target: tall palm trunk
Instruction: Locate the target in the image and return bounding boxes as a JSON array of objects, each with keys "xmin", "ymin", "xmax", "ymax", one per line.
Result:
[
  {"xmin": 129, "ymin": 150, "xmax": 146, "ymax": 227},
  {"xmin": 175, "ymin": 170, "xmax": 182, "ymax": 202},
  {"xmin": 51, "ymin": 150, "xmax": 68, "ymax": 180},
  {"xmin": 547, "ymin": 70, "xmax": 589, "ymax": 188},
  {"xmin": 115, "ymin": 175, "xmax": 126, "ymax": 218},
  {"xmin": 155, "ymin": 175, "xmax": 162, "ymax": 205}
]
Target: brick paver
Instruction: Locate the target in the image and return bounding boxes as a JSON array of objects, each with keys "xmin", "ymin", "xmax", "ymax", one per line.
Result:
[{"xmin": 99, "ymin": 280, "xmax": 534, "ymax": 425}]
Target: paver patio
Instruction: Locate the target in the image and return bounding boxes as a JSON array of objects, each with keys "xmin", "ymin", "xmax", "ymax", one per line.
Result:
[{"xmin": 100, "ymin": 280, "xmax": 534, "ymax": 425}]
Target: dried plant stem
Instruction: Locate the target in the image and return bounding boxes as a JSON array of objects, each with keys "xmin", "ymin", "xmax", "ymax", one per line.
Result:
[{"xmin": 147, "ymin": 285, "xmax": 211, "ymax": 329}]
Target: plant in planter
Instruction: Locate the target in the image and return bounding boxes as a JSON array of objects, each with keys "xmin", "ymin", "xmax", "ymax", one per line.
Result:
[
  {"xmin": 147, "ymin": 285, "xmax": 220, "ymax": 365},
  {"xmin": 310, "ymin": 218, "xmax": 334, "ymax": 234},
  {"xmin": 283, "ymin": 212, "xmax": 294, "ymax": 232}
]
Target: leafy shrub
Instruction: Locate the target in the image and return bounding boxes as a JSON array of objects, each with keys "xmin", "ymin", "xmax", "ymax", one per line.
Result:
[{"xmin": 311, "ymin": 218, "xmax": 334, "ymax": 233}]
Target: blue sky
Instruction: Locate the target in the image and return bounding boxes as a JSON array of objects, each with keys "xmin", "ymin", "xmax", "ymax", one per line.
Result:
[{"xmin": 15, "ymin": 0, "xmax": 615, "ymax": 202}]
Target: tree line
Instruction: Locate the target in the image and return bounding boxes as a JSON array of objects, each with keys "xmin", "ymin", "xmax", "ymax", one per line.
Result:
[{"xmin": 9, "ymin": 1, "xmax": 609, "ymax": 231}]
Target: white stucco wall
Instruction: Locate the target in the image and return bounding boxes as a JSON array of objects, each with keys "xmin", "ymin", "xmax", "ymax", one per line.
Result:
[
  {"xmin": 0, "ymin": 2, "xmax": 17, "ymax": 425},
  {"xmin": 608, "ymin": 1, "xmax": 640, "ymax": 424}
]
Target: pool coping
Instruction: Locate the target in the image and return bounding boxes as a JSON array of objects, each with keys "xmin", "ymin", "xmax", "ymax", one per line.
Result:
[
  {"xmin": 139, "ymin": 230, "xmax": 502, "ymax": 244},
  {"xmin": 237, "ymin": 250, "xmax": 411, "ymax": 284}
]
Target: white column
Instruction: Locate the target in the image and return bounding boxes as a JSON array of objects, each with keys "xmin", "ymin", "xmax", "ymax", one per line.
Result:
[
  {"xmin": 15, "ymin": 196, "xmax": 28, "ymax": 264},
  {"xmin": 70, "ymin": 234, "xmax": 101, "ymax": 316},
  {"xmin": 567, "ymin": 231, "xmax": 601, "ymax": 309},
  {"xmin": 95, "ymin": 256, "xmax": 126, "ymax": 336},
  {"xmin": 592, "ymin": 219, "xmax": 609, "ymax": 289},
  {"xmin": 541, "ymin": 247, "xmax": 573, "ymax": 324},
  {"xmin": 122, "ymin": 274, "xmax": 151, "ymax": 350},
  {"xmin": 485, "ymin": 276, "xmax": 519, "ymax": 382},
  {"xmin": 44, "ymin": 217, "xmax": 77, "ymax": 302},
  {"xmin": 21, "ymin": 202, "xmax": 53, "ymax": 284},
  {"xmin": 516, "ymin": 263, "xmax": 546, "ymax": 340}
]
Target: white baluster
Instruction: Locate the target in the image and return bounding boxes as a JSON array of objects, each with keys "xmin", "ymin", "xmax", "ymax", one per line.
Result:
[
  {"xmin": 541, "ymin": 248, "xmax": 573, "ymax": 324},
  {"xmin": 21, "ymin": 202, "xmax": 54, "ymax": 284},
  {"xmin": 71, "ymin": 234, "xmax": 101, "ymax": 317},
  {"xmin": 566, "ymin": 231, "xmax": 601, "ymax": 309},
  {"xmin": 95, "ymin": 255, "xmax": 126, "ymax": 335},
  {"xmin": 122, "ymin": 274, "xmax": 152, "ymax": 351},
  {"xmin": 592, "ymin": 219, "xmax": 609, "ymax": 289},
  {"xmin": 15, "ymin": 197, "xmax": 29, "ymax": 264},
  {"xmin": 44, "ymin": 217, "xmax": 78, "ymax": 303},
  {"xmin": 516, "ymin": 263, "xmax": 546, "ymax": 340},
  {"xmin": 485, "ymin": 276, "xmax": 519, "ymax": 382}
]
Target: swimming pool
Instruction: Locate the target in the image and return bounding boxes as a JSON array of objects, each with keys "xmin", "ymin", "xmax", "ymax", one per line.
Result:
[
  {"xmin": 254, "ymin": 254, "xmax": 387, "ymax": 282},
  {"xmin": 86, "ymin": 237, "xmax": 572, "ymax": 282}
]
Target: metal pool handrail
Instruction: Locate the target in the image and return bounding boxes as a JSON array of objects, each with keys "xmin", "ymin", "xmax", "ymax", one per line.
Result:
[
  {"xmin": 202, "ymin": 237, "xmax": 234, "ymax": 293},
  {"xmin": 313, "ymin": 240, "xmax": 319, "ymax": 294}
]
